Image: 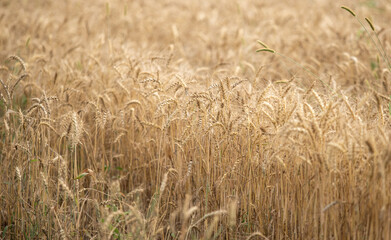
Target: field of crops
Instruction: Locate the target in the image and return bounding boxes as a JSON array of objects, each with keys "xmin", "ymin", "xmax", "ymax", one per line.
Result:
[{"xmin": 1, "ymin": 0, "xmax": 391, "ymax": 239}]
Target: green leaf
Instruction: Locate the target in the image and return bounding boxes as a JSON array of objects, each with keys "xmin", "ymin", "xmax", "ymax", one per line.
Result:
[
  {"xmin": 2, "ymin": 225, "xmax": 10, "ymax": 238},
  {"xmin": 21, "ymin": 95, "xmax": 28, "ymax": 109},
  {"xmin": 26, "ymin": 37, "xmax": 30, "ymax": 48},
  {"xmin": 75, "ymin": 172, "xmax": 89, "ymax": 180},
  {"xmin": 370, "ymin": 61, "xmax": 377, "ymax": 71}
]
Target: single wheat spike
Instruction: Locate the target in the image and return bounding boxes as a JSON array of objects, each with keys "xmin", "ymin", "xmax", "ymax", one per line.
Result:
[
  {"xmin": 159, "ymin": 172, "xmax": 168, "ymax": 194},
  {"xmin": 365, "ymin": 17, "xmax": 375, "ymax": 31},
  {"xmin": 103, "ymin": 211, "xmax": 124, "ymax": 232},
  {"xmin": 40, "ymin": 172, "xmax": 49, "ymax": 189},
  {"xmin": 257, "ymin": 40, "xmax": 270, "ymax": 49},
  {"xmin": 59, "ymin": 178, "xmax": 74, "ymax": 199},
  {"xmin": 15, "ymin": 167, "xmax": 22, "ymax": 183},
  {"xmin": 256, "ymin": 48, "xmax": 275, "ymax": 53},
  {"xmin": 341, "ymin": 6, "xmax": 356, "ymax": 17},
  {"xmin": 8, "ymin": 55, "xmax": 27, "ymax": 72}
]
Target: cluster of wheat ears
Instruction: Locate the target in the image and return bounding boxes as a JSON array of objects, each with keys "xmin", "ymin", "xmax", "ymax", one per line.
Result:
[{"xmin": 1, "ymin": 0, "xmax": 391, "ymax": 239}]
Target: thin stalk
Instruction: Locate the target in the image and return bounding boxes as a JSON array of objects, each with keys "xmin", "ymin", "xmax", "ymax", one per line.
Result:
[
  {"xmin": 342, "ymin": 6, "xmax": 391, "ymax": 71},
  {"xmin": 356, "ymin": 18, "xmax": 391, "ymax": 70},
  {"xmin": 372, "ymin": 31, "xmax": 391, "ymax": 70}
]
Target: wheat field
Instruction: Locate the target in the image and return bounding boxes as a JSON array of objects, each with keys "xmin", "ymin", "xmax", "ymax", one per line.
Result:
[{"xmin": 1, "ymin": 0, "xmax": 391, "ymax": 239}]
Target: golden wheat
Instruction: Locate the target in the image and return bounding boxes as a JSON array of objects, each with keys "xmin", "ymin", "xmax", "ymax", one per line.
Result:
[{"xmin": 1, "ymin": 0, "xmax": 391, "ymax": 239}]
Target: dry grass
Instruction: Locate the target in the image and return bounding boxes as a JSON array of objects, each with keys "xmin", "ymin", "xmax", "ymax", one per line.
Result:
[{"xmin": 1, "ymin": 0, "xmax": 391, "ymax": 239}]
